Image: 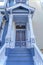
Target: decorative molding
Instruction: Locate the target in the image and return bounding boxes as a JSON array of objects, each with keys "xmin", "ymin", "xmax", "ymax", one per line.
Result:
[{"xmin": 6, "ymin": 3, "xmax": 35, "ymax": 12}]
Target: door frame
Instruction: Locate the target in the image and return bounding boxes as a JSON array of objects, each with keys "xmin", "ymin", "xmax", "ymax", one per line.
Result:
[{"xmin": 15, "ymin": 25, "xmax": 26, "ymax": 48}]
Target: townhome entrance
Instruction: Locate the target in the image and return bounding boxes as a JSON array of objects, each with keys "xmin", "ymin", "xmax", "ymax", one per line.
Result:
[{"xmin": 15, "ymin": 25, "xmax": 26, "ymax": 48}]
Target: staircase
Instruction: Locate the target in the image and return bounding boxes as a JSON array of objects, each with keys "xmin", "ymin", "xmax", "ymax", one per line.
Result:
[{"xmin": 5, "ymin": 48, "xmax": 34, "ymax": 65}]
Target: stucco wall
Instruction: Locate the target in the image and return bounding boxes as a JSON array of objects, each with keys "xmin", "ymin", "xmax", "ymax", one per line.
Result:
[{"xmin": 29, "ymin": 0, "xmax": 43, "ymax": 49}]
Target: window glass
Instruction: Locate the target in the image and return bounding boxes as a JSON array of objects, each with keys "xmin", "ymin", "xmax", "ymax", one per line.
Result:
[{"xmin": 16, "ymin": 25, "xmax": 26, "ymax": 29}]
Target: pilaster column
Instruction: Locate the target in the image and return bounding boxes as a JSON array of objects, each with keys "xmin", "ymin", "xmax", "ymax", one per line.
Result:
[
  {"xmin": 26, "ymin": 22, "xmax": 31, "ymax": 48},
  {"xmin": 5, "ymin": 14, "xmax": 13, "ymax": 48},
  {"xmin": 28, "ymin": 14, "xmax": 36, "ymax": 47},
  {"xmin": 10, "ymin": 22, "xmax": 16, "ymax": 48}
]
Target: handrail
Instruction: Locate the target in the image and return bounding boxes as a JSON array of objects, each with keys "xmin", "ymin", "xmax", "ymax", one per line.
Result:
[
  {"xmin": 0, "ymin": 43, "xmax": 6, "ymax": 60},
  {"xmin": 0, "ymin": 43, "xmax": 7, "ymax": 65},
  {"xmin": 33, "ymin": 44, "xmax": 43, "ymax": 60},
  {"xmin": 33, "ymin": 43, "xmax": 43, "ymax": 65},
  {"xmin": 0, "ymin": 43, "xmax": 6, "ymax": 54}
]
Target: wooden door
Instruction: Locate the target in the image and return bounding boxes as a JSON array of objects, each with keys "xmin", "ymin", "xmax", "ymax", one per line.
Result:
[{"xmin": 15, "ymin": 30, "xmax": 26, "ymax": 47}]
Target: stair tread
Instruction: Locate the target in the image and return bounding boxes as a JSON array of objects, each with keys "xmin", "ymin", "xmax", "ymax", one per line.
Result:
[
  {"xmin": 6, "ymin": 61, "xmax": 34, "ymax": 65},
  {"xmin": 6, "ymin": 48, "xmax": 34, "ymax": 65},
  {"xmin": 7, "ymin": 58, "xmax": 33, "ymax": 61},
  {"xmin": 7, "ymin": 54, "xmax": 32, "ymax": 57}
]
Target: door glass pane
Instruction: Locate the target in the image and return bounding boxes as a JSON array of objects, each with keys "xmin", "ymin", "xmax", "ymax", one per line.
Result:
[
  {"xmin": 21, "ymin": 31, "xmax": 25, "ymax": 41},
  {"xmin": 16, "ymin": 31, "xmax": 20, "ymax": 41},
  {"xmin": 16, "ymin": 25, "xmax": 26, "ymax": 29}
]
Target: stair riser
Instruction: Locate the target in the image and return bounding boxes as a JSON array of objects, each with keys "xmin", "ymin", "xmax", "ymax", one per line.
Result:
[
  {"xmin": 6, "ymin": 62, "xmax": 34, "ymax": 65},
  {"xmin": 7, "ymin": 58, "xmax": 34, "ymax": 61},
  {"xmin": 6, "ymin": 48, "xmax": 31, "ymax": 53},
  {"xmin": 6, "ymin": 54, "xmax": 32, "ymax": 57}
]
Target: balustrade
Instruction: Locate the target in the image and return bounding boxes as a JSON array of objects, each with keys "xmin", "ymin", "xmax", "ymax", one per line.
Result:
[
  {"xmin": 33, "ymin": 44, "xmax": 43, "ymax": 65},
  {"xmin": 0, "ymin": 43, "xmax": 7, "ymax": 65}
]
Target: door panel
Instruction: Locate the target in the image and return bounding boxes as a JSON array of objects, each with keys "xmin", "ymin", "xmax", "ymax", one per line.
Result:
[
  {"xmin": 21, "ymin": 31, "xmax": 26, "ymax": 47},
  {"xmin": 15, "ymin": 30, "xmax": 26, "ymax": 47},
  {"xmin": 21, "ymin": 31, "xmax": 26, "ymax": 41}
]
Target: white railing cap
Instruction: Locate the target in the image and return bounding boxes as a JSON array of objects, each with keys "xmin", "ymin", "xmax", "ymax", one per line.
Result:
[
  {"xmin": 33, "ymin": 43, "xmax": 43, "ymax": 60},
  {"xmin": 0, "ymin": 43, "xmax": 6, "ymax": 54}
]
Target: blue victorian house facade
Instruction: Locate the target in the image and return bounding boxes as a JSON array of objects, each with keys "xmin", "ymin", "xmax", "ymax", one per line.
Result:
[{"xmin": 0, "ymin": 0, "xmax": 43, "ymax": 65}]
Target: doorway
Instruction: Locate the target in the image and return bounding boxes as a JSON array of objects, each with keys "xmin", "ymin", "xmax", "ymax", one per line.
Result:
[{"xmin": 15, "ymin": 25, "xmax": 26, "ymax": 48}]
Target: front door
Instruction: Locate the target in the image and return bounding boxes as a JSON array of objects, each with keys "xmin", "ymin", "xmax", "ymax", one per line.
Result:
[{"xmin": 15, "ymin": 25, "xmax": 26, "ymax": 47}]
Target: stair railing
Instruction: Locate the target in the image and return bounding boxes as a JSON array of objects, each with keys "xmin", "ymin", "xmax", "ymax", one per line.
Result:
[
  {"xmin": 0, "ymin": 43, "xmax": 7, "ymax": 65},
  {"xmin": 33, "ymin": 43, "xmax": 43, "ymax": 65}
]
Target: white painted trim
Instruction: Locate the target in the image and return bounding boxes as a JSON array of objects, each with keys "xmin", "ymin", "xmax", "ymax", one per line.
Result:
[
  {"xmin": 0, "ymin": 43, "xmax": 6, "ymax": 54},
  {"xmin": 33, "ymin": 56, "xmax": 37, "ymax": 65},
  {"xmin": 6, "ymin": 3, "xmax": 35, "ymax": 11},
  {"xmin": 28, "ymin": 14, "xmax": 35, "ymax": 39},
  {"xmin": 0, "ymin": 43, "xmax": 7, "ymax": 65},
  {"xmin": 33, "ymin": 44, "xmax": 43, "ymax": 65},
  {"xmin": 26, "ymin": 21, "xmax": 31, "ymax": 48},
  {"xmin": 0, "ymin": 56, "xmax": 7, "ymax": 65},
  {"xmin": 14, "ymin": 0, "xmax": 16, "ymax": 4},
  {"xmin": 9, "ymin": 13, "xmax": 28, "ymax": 15},
  {"xmin": 6, "ymin": 14, "xmax": 13, "ymax": 38},
  {"xmin": 33, "ymin": 44, "xmax": 43, "ymax": 60}
]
